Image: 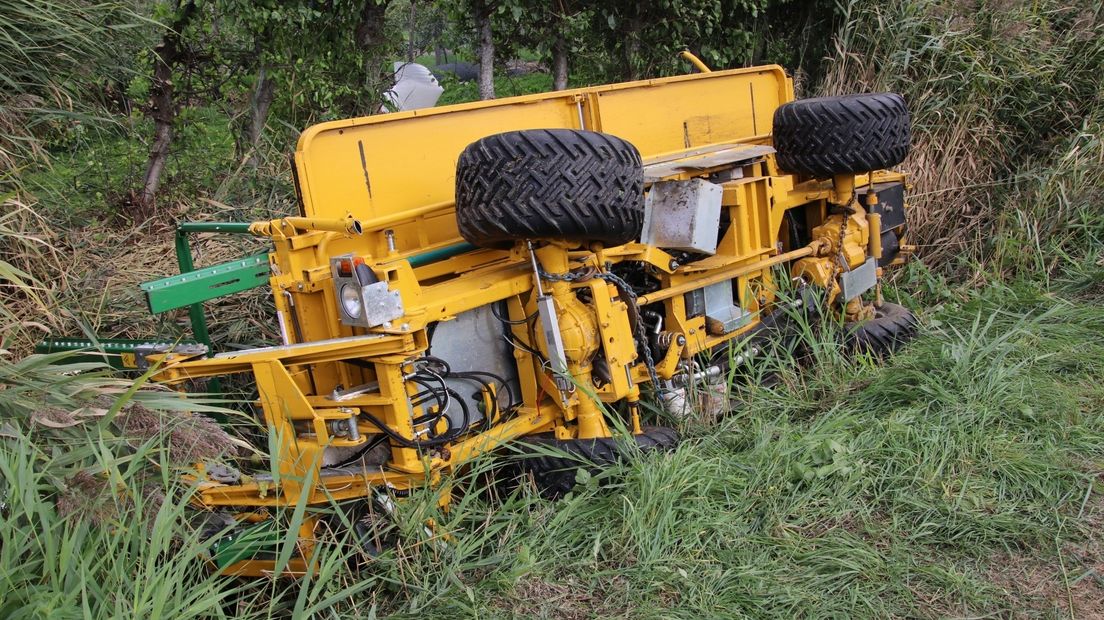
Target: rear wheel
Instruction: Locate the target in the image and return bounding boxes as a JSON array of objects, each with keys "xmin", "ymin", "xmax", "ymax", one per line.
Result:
[
  {"xmin": 454, "ymin": 129, "xmax": 645, "ymax": 248},
  {"xmin": 845, "ymin": 302, "xmax": 918, "ymax": 357}
]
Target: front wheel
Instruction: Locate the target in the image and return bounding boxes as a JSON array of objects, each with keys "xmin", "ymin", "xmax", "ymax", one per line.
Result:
[{"xmin": 512, "ymin": 426, "xmax": 680, "ymax": 498}]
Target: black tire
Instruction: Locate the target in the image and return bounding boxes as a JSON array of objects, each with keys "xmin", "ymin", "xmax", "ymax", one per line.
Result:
[
  {"xmin": 455, "ymin": 129, "xmax": 645, "ymax": 248},
  {"xmin": 773, "ymin": 93, "xmax": 911, "ymax": 178},
  {"xmin": 515, "ymin": 426, "xmax": 679, "ymax": 498},
  {"xmin": 845, "ymin": 302, "xmax": 918, "ymax": 357}
]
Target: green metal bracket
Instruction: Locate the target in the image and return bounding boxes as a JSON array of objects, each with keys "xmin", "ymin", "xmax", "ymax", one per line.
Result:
[
  {"xmin": 209, "ymin": 519, "xmax": 284, "ymax": 570},
  {"xmin": 150, "ymin": 222, "xmax": 265, "ymax": 398},
  {"xmin": 141, "ymin": 252, "xmax": 271, "ymax": 314},
  {"xmin": 171, "ymin": 222, "xmax": 258, "ymax": 351},
  {"xmin": 35, "ymin": 222, "xmax": 262, "ymax": 403},
  {"xmin": 34, "ymin": 338, "xmax": 203, "ymax": 370}
]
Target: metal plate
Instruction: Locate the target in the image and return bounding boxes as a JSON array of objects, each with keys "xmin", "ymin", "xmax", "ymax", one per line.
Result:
[
  {"xmin": 361, "ymin": 282, "xmax": 404, "ymax": 327},
  {"xmin": 428, "ymin": 304, "xmax": 520, "ymax": 427},
  {"xmin": 141, "ymin": 253, "xmax": 271, "ymax": 314},
  {"xmin": 702, "ymin": 280, "xmax": 752, "ymax": 335},
  {"xmin": 864, "ymin": 182, "xmax": 907, "ymax": 230},
  {"xmin": 840, "ymin": 258, "xmax": 877, "ymax": 301}
]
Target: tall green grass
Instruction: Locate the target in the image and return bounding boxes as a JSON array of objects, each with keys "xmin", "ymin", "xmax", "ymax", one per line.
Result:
[
  {"xmin": 0, "ymin": 0, "xmax": 149, "ymax": 187},
  {"xmin": 823, "ymin": 0, "xmax": 1104, "ymax": 276}
]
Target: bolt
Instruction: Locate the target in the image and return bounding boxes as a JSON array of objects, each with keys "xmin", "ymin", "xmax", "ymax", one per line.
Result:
[
  {"xmin": 676, "ymin": 335, "xmax": 687, "ymax": 346},
  {"xmin": 669, "ymin": 259, "xmax": 679, "ymax": 271},
  {"xmin": 400, "ymin": 323, "xmax": 410, "ymax": 331}
]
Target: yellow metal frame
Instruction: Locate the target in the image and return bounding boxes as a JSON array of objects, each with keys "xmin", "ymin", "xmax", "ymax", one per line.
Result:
[{"xmin": 152, "ymin": 60, "xmax": 908, "ymax": 575}]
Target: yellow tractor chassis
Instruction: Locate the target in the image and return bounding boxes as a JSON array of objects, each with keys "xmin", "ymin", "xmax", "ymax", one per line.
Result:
[{"xmin": 150, "ymin": 62, "xmax": 911, "ymax": 576}]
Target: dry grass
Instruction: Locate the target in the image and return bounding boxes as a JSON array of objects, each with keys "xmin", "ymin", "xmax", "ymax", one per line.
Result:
[
  {"xmin": 822, "ymin": 0, "xmax": 1104, "ymax": 273},
  {"xmin": 0, "ymin": 195, "xmax": 275, "ymax": 356},
  {"xmin": 492, "ymin": 574, "xmax": 636, "ymax": 619},
  {"xmin": 115, "ymin": 401, "xmax": 241, "ymax": 463},
  {"xmin": 985, "ymin": 495, "xmax": 1104, "ymax": 619}
]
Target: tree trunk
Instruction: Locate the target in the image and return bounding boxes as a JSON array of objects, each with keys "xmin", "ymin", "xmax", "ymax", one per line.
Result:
[
  {"xmin": 552, "ymin": 31, "xmax": 568, "ymax": 91},
  {"xmin": 406, "ymin": 1, "xmax": 417, "ymax": 63},
  {"xmin": 244, "ymin": 64, "xmax": 276, "ymax": 167},
  {"xmin": 475, "ymin": 0, "xmax": 494, "ymax": 100},
  {"xmin": 623, "ymin": 12, "xmax": 642, "ymax": 81},
  {"xmin": 356, "ymin": 0, "xmax": 392, "ymax": 112},
  {"xmin": 135, "ymin": 1, "xmax": 196, "ymax": 220},
  {"xmin": 432, "ymin": 10, "xmax": 447, "ymax": 64},
  {"xmin": 355, "ymin": 0, "xmax": 389, "ymax": 50}
]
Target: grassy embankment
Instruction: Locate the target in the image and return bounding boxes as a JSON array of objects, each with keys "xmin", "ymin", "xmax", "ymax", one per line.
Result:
[{"xmin": 2, "ymin": 1, "xmax": 1103, "ymax": 617}]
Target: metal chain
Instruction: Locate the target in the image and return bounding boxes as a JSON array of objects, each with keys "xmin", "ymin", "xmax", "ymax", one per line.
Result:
[
  {"xmin": 538, "ymin": 267, "xmax": 662, "ymax": 390},
  {"xmin": 537, "ymin": 266, "xmax": 597, "ymax": 284},
  {"xmin": 595, "ymin": 271, "xmax": 662, "ymax": 390}
]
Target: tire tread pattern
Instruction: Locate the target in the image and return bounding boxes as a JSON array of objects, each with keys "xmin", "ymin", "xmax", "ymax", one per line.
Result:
[
  {"xmin": 845, "ymin": 302, "xmax": 918, "ymax": 357},
  {"xmin": 455, "ymin": 129, "xmax": 644, "ymax": 248},
  {"xmin": 773, "ymin": 93, "xmax": 911, "ymax": 177},
  {"xmin": 517, "ymin": 426, "xmax": 680, "ymax": 498}
]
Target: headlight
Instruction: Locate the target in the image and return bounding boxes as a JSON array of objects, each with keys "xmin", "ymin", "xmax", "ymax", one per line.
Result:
[{"xmin": 340, "ymin": 284, "xmax": 363, "ymax": 318}]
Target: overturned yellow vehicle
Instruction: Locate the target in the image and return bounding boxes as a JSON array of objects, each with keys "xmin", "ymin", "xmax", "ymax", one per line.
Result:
[{"xmin": 151, "ymin": 61, "xmax": 916, "ymax": 575}]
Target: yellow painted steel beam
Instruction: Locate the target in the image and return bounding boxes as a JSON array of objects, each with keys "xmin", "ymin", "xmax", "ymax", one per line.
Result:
[
  {"xmin": 153, "ymin": 334, "xmax": 413, "ymax": 382},
  {"xmin": 636, "ymin": 245, "xmax": 816, "ymax": 306},
  {"xmin": 448, "ymin": 405, "xmax": 556, "ymax": 463}
]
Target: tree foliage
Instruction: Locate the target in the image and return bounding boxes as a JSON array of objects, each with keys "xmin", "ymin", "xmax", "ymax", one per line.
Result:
[{"xmin": 5, "ymin": 0, "xmax": 842, "ymax": 213}]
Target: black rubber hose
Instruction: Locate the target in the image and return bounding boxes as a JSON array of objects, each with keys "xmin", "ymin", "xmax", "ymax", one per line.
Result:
[
  {"xmin": 491, "ymin": 300, "xmax": 537, "ymax": 325},
  {"xmin": 451, "ymin": 370, "xmax": 517, "ymax": 410}
]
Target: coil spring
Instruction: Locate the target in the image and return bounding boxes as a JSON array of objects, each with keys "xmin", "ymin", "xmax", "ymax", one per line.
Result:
[{"xmin": 655, "ymin": 331, "xmax": 686, "ymax": 351}]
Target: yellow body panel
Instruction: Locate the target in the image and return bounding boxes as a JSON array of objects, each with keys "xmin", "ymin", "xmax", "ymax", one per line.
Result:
[{"xmin": 291, "ymin": 66, "xmax": 789, "ymax": 260}]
